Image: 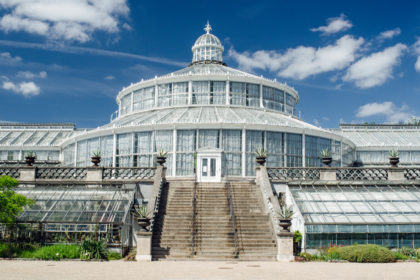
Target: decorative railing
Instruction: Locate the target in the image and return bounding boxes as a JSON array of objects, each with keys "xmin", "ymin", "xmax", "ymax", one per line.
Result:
[
  {"xmin": 191, "ymin": 180, "xmax": 198, "ymax": 256},
  {"xmin": 267, "ymin": 168, "xmax": 320, "ymax": 181},
  {"xmin": 226, "ymin": 182, "xmax": 239, "ymax": 258},
  {"xmin": 0, "ymin": 167, "xmax": 20, "ymax": 178},
  {"xmin": 103, "ymin": 167, "xmax": 156, "ymax": 180},
  {"xmin": 36, "ymin": 167, "xmax": 88, "ymax": 180},
  {"xmin": 149, "ymin": 178, "xmax": 166, "ymax": 233},
  {"xmin": 404, "ymin": 168, "xmax": 420, "ymax": 180},
  {"xmin": 336, "ymin": 168, "xmax": 388, "ymax": 181},
  {"xmin": 267, "ymin": 167, "xmax": 420, "ymax": 182}
]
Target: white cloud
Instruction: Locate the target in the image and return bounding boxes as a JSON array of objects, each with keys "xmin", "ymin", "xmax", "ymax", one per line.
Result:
[
  {"xmin": 104, "ymin": 75, "xmax": 115, "ymax": 80},
  {"xmin": 0, "ymin": 39, "xmax": 186, "ymax": 67},
  {"xmin": 377, "ymin": 28, "xmax": 401, "ymax": 40},
  {"xmin": 2, "ymin": 80, "xmax": 40, "ymax": 96},
  {"xmin": 414, "ymin": 38, "xmax": 420, "ymax": 72},
  {"xmin": 310, "ymin": 14, "xmax": 352, "ymax": 35},
  {"xmin": 0, "ymin": 0, "xmax": 130, "ymax": 42},
  {"xmin": 0, "ymin": 51, "xmax": 22, "ymax": 65},
  {"xmin": 17, "ymin": 70, "xmax": 47, "ymax": 79},
  {"xmin": 229, "ymin": 35, "xmax": 364, "ymax": 80},
  {"xmin": 343, "ymin": 43, "xmax": 407, "ymax": 88},
  {"xmin": 356, "ymin": 101, "xmax": 413, "ymax": 123}
]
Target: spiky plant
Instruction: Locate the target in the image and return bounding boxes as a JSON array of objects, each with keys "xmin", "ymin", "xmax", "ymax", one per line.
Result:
[
  {"xmin": 255, "ymin": 147, "xmax": 267, "ymax": 157},
  {"xmin": 320, "ymin": 148, "xmax": 331, "ymax": 158},
  {"xmin": 388, "ymin": 148, "xmax": 399, "ymax": 158},
  {"xmin": 135, "ymin": 205, "xmax": 151, "ymax": 219},
  {"xmin": 278, "ymin": 205, "xmax": 294, "ymax": 219}
]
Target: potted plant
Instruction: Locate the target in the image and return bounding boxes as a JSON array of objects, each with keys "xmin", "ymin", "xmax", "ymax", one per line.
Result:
[
  {"xmin": 293, "ymin": 230, "xmax": 302, "ymax": 255},
  {"xmin": 255, "ymin": 147, "xmax": 267, "ymax": 166},
  {"xmin": 320, "ymin": 148, "xmax": 332, "ymax": 167},
  {"xmin": 25, "ymin": 151, "xmax": 36, "ymax": 166},
  {"xmin": 277, "ymin": 205, "xmax": 293, "ymax": 232},
  {"xmin": 135, "ymin": 205, "xmax": 151, "ymax": 232},
  {"xmin": 156, "ymin": 149, "xmax": 168, "ymax": 166},
  {"xmin": 91, "ymin": 151, "xmax": 101, "ymax": 167},
  {"xmin": 389, "ymin": 149, "xmax": 399, "ymax": 167}
]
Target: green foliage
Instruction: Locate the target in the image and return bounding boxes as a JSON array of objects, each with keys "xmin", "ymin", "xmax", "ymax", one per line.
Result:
[
  {"xmin": 298, "ymin": 252, "xmax": 314, "ymax": 261},
  {"xmin": 31, "ymin": 244, "xmax": 80, "ymax": 260},
  {"xmin": 0, "ymin": 175, "xmax": 34, "ymax": 227},
  {"xmin": 320, "ymin": 148, "xmax": 331, "ymax": 158},
  {"xmin": 388, "ymin": 148, "xmax": 399, "ymax": 158},
  {"xmin": 79, "ymin": 238, "xmax": 109, "ymax": 260},
  {"xmin": 157, "ymin": 149, "xmax": 168, "ymax": 157},
  {"xmin": 395, "ymin": 247, "xmax": 417, "ymax": 259},
  {"xmin": 294, "ymin": 230, "xmax": 302, "ymax": 243},
  {"xmin": 107, "ymin": 251, "xmax": 122, "ymax": 260},
  {"xmin": 0, "ymin": 243, "xmax": 78, "ymax": 260},
  {"xmin": 91, "ymin": 151, "xmax": 101, "ymax": 157},
  {"xmin": 337, "ymin": 244, "xmax": 395, "ymax": 263},
  {"xmin": 255, "ymin": 147, "xmax": 267, "ymax": 157},
  {"xmin": 135, "ymin": 205, "xmax": 151, "ymax": 218},
  {"xmin": 25, "ymin": 151, "xmax": 36, "ymax": 158},
  {"xmin": 277, "ymin": 205, "xmax": 293, "ymax": 219}
]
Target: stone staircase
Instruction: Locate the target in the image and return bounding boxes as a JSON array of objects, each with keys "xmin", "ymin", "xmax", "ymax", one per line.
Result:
[
  {"xmin": 230, "ymin": 181, "xmax": 277, "ymax": 260},
  {"xmin": 151, "ymin": 180, "xmax": 277, "ymax": 261},
  {"xmin": 151, "ymin": 180, "xmax": 194, "ymax": 260},
  {"xmin": 194, "ymin": 182, "xmax": 236, "ymax": 259}
]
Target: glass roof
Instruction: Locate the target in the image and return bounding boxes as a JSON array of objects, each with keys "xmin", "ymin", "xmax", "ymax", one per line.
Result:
[
  {"xmin": 287, "ymin": 183, "xmax": 420, "ymax": 227},
  {"xmin": 104, "ymin": 106, "xmax": 323, "ymax": 132},
  {"xmin": 0, "ymin": 130, "xmax": 81, "ymax": 147},
  {"xmin": 333, "ymin": 130, "xmax": 420, "ymax": 148},
  {"xmin": 17, "ymin": 185, "xmax": 134, "ymax": 224}
]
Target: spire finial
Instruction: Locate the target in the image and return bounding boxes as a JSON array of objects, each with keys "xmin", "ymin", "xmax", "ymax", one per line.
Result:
[{"xmin": 204, "ymin": 21, "xmax": 212, "ymax": 34}]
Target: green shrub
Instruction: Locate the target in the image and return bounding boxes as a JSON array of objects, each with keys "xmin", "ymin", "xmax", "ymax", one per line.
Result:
[
  {"xmin": 79, "ymin": 238, "xmax": 108, "ymax": 260},
  {"xmin": 394, "ymin": 251, "xmax": 409, "ymax": 261},
  {"xmin": 327, "ymin": 245, "xmax": 340, "ymax": 260},
  {"xmin": 0, "ymin": 243, "xmax": 38, "ymax": 258},
  {"xmin": 396, "ymin": 247, "xmax": 416, "ymax": 259},
  {"xmin": 31, "ymin": 244, "xmax": 80, "ymax": 260},
  {"xmin": 107, "ymin": 252, "xmax": 122, "ymax": 260},
  {"xmin": 299, "ymin": 252, "xmax": 313, "ymax": 261},
  {"xmin": 337, "ymin": 244, "xmax": 395, "ymax": 263}
]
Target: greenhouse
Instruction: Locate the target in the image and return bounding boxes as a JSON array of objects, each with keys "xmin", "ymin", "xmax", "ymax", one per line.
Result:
[{"xmin": 1, "ymin": 23, "xmax": 420, "ymax": 255}]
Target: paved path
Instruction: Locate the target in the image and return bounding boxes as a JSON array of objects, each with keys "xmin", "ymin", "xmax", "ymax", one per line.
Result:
[{"xmin": 1, "ymin": 260, "xmax": 419, "ymax": 280}]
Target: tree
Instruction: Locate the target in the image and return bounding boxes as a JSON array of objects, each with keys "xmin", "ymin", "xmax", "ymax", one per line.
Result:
[{"xmin": 0, "ymin": 175, "xmax": 33, "ymax": 227}]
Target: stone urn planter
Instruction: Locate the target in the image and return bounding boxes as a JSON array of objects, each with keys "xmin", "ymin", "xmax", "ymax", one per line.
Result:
[
  {"xmin": 137, "ymin": 218, "xmax": 151, "ymax": 232},
  {"xmin": 91, "ymin": 156, "xmax": 101, "ymax": 167},
  {"xmin": 156, "ymin": 156, "xmax": 166, "ymax": 166},
  {"xmin": 321, "ymin": 156, "xmax": 332, "ymax": 167},
  {"xmin": 279, "ymin": 218, "xmax": 292, "ymax": 232},
  {"xmin": 256, "ymin": 156, "xmax": 266, "ymax": 166},
  {"xmin": 389, "ymin": 157, "xmax": 399, "ymax": 167},
  {"xmin": 25, "ymin": 156, "xmax": 36, "ymax": 167}
]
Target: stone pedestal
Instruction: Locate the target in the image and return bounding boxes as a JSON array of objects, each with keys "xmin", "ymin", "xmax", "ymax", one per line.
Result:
[
  {"xmin": 320, "ymin": 169, "xmax": 336, "ymax": 181},
  {"xmin": 136, "ymin": 232, "xmax": 152, "ymax": 261},
  {"xmin": 388, "ymin": 169, "xmax": 405, "ymax": 181},
  {"xmin": 19, "ymin": 167, "xmax": 36, "ymax": 181},
  {"xmin": 276, "ymin": 232, "xmax": 294, "ymax": 262},
  {"xmin": 86, "ymin": 167, "xmax": 103, "ymax": 182}
]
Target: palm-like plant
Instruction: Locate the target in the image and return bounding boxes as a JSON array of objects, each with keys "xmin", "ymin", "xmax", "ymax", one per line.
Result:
[
  {"xmin": 255, "ymin": 147, "xmax": 267, "ymax": 157},
  {"xmin": 135, "ymin": 205, "xmax": 151, "ymax": 219},
  {"xmin": 320, "ymin": 148, "xmax": 331, "ymax": 158},
  {"xmin": 278, "ymin": 205, "xmax": 294, "ymax": 220},
  {"xmin": 388, "ymin": 148, "xmax": 399, "ymax": 158}
]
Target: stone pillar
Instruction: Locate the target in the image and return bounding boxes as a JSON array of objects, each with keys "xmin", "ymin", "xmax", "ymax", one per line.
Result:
[
  {"xmin": 320, "ymin": 169, "xmax": 336, "ymax": 181},
  {"xmin": 19, "ymin": 167, "xmax": 36, "ymax": 181},
  {"xmin": 277, "ymin": 232, "xmax": 294, "ymax": 262},
  {"xmin": 136, "ymin": 232, "xmax": 152, "ymax": 261},
  {"xmin": 388, "ymin": 169, "xmax": 405, "ymax": 181},
  {"xmin": 86, "ymin": 167, "xmax": 103, "ymax": 182}
]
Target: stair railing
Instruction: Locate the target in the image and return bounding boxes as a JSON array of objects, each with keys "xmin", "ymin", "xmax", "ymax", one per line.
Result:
[
  {"xmin": 191, "ymin": 180, "xmax": 198, "ymax": 256},
  {"xmin": 226, "ymin": 182, "xmax": 239, "ymax": 258}
]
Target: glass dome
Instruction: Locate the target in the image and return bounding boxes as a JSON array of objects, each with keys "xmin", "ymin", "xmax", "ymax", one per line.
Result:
[{"xmin": 191, "ymin": 22, "xmax": 224, "ymax": 65}]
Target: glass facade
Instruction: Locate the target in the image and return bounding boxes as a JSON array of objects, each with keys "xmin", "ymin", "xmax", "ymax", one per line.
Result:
[
  {"xmin": 117, "ymin": 81, "xmax": 297, "ymax": 117},
  {"xmin": 63, "ymin": 129, "xmax": 346, "ymax": 176}
]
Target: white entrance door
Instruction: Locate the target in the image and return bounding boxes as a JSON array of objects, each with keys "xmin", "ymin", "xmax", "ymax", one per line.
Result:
[
  {"xmin": 201, "ymin": 157, "xmax": 217, "ymax": 178},
  {"xmin": 196, "ymin": 148, "xmax": 222, "ymax": 182}
]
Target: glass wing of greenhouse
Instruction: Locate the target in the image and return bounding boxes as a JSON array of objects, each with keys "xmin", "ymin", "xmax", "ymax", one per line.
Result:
[
  {"xmin": 288, "ymin": 183, "xmax": 420, "ymax": 248},
  {"xmin": 16, "ymin": 185, "xmax": 135, "ymax": 225}
]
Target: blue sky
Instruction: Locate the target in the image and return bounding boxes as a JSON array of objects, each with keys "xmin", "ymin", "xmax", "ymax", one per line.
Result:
[{"xmin": 0, "ymin": 0, "xmax": 419, "ymax": 128}]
